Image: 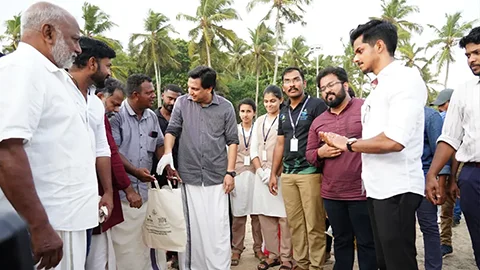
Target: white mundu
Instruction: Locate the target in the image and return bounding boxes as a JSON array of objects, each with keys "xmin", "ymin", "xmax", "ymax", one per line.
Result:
[{"xmin": 0, "ymin": 42, "xmax": 98, "ymax": 269}]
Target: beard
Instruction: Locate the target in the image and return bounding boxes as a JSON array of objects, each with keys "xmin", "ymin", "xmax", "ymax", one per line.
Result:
[
  {"xmin": 325, "ymin": 88, "xmax": 347, "ymax": 108},
  {"xmin": 92, "ymin": 70, "xmax": 108, "ymax": 88},
  {"xmin": 164, "ymin": 104, "xmax": 174, "ymax": 112},
  {"xmin": 51, "ymin": 32, "xmax": 76, "ymax": 69}
]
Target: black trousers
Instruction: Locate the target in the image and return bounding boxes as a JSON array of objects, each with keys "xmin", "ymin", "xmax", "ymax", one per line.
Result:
[
  {"xmin": 367, "ymin": 192, "xmax": 422, "ymax": 270},
  {"xmin": 324, "ymin": 199, "xmax": 377, "ymax": 270}
]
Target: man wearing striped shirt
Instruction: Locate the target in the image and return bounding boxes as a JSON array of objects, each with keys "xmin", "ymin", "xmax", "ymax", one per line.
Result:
[{"xmin": 426, "ymin": 26, "xmax": 480, "ymax": 268}]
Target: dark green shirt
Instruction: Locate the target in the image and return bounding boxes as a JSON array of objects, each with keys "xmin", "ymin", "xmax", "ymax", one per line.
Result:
[{"xmin": 278, "ymin": 95, "xmax": 327, "ymax": 174}]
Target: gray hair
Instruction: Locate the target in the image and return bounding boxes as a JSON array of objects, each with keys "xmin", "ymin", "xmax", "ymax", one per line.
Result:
[{"xmin": 21, "ymin": 2, "xmax": 69, "ymax": 36}]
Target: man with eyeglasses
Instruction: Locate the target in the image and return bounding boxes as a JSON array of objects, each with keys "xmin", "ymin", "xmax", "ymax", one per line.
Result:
[
  {"xmin": 306, "ymin": 66, "xmax": 377, "ymax": 270},
  {"xmin": 269, "ymin": 67, "xmax": 328, "ymax": 270}
]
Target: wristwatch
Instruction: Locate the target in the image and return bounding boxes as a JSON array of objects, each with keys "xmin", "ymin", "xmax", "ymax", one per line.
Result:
[
  {"xmin": 346, "ymin": 138, "xmax": 358, "ymax": 152},
  {"xmin": 226, "ymin": 171, "xmax": 237, "ymax": 178}
]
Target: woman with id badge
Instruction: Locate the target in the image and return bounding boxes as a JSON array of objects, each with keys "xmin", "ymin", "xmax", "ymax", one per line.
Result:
[
  {"xmin": 231, "ymin": 98, "xmax": 265, "ymax": 266},
  {"xmin": 251, "ymin": 86, "xmax": 293, "ymax": 270}
]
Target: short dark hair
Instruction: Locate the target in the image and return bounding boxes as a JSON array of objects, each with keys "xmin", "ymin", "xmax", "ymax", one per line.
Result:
[
  {"xmin": 349, "ymin": 20, "xmax": 398, "ymax": 56},
  {"xmin": 348, "ymin": 87, "xmax": 355, "ymax": 97},
  {"xmin": 459, "ymin": 26, "xmax": 480, "ymax": 48},
  {"xmin": 188, "ymin": 66, "xmax": 216, "ymax": 90},
  {"xmin": 263, "ymin": 85, "xmax": 283, "ymax": 100},
  {"xmin": 316, "ymin": 66, "xmax": 349, "ymax": 89},
  {"xmin": 164, "ymin": 84, "xmax": 183, "ymax": 94},
  {"xmin": 73, "ymin": 37, "xmax": 116, "ymax": 68},
  {"xmin": 126, "ymin": 74, "xmax": 152, "ymax": 97},
  {"xmin": 95, "ymin": 77, "xmax": 125, "ymax": 96},
  {"xmin": 281, "ymin": 67, "xmax": 305, "ymax": 81},
  {"xmin": 238, "ymin": 98, "xmax": 256, "ymax": 112}
]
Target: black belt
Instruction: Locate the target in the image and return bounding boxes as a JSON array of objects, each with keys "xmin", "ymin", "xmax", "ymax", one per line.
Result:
[{"xmin": 465, "ymin": 162, "xmax": 480, "ymax": 168}]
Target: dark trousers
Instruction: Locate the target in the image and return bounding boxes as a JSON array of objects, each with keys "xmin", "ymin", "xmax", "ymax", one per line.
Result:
[
  {"xmin": 367, "ymin": 192, "xmax": 422, "ymax": 270},
  {"xmin": 326, "ymin": 218, "xmax": 332, "ymax": 254},
  {"xmin": 416, "ymin": 197, "xmax": 442, "ymax": 270},
  {"xmin": 0, "ymin": 213, "xmax": 34, "ymax": 270},
  {"xmin": 324, "ymin": 199, "xmax": 377, "ymax": 270},
  {"xmin": 458, "ymin": 165, "xmax": 480, "ymax": 268}
]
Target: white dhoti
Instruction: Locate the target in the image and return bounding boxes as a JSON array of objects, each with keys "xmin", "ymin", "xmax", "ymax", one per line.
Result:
[
  {"xmin": 37, "ymin": 230, "xmax": 86, "ymax": 270},
  {"xmin": 85, "ymin": 229, "xmax": 116, "ymax": 270},
  {"xmin": 178, "ymin": 183, "xmax": 230, "ymax": 270},
  {"xmin": 111, "ymin": 201, "xmax": 167, "ymax": 270}
]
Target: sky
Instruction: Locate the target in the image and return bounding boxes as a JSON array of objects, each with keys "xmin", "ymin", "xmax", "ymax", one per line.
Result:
[{"xmin": 1, "ymin": 0, "xmax": 479, "ymax": 90}]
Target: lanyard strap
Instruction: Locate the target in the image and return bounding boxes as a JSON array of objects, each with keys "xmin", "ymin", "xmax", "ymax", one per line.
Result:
[
  {"xmin": 241, "ymin": 124, "xmax": 253, "ymax": 149},
  {"xmin": 288, "ymin": 97, "xmax": 310, "ymax": 138},
  {"xmin": 262, "ymin": 116, "xmax": 278, "ymax": 144}
]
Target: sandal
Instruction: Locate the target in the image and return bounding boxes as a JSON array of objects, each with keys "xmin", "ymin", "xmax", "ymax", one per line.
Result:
[
  {"xmin": 231, "ymin": 253, "xmax": 241, "ymax": 266},
  {"xmin": 257, "ymin": 258, "xmax": 280, "ymax": 270},
  {"xmin": 279, "ymin": 261, "xmax": 294, "ymax": 270},
  {"xmin": 255, "ymin": 251, "xmax": 267, "ymax": 261}
]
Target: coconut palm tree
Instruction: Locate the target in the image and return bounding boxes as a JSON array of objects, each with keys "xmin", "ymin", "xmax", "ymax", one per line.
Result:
[
  {"xmin": 80, "ymin": 2, "xmax": 121, "ymax": 50},
  {"xmin": 177, "ymin": 0, "xmax": 239, "ymax": 67},
  {"xmin": 398, "ymin": 41, "xmax": 427, "ymax": 69},
  {"xmin": 246, "ymin": 22, "xmax": 275, "ymax": 113},
  {"xmin": 226, "ymin": 39, "xmax": 250, "ymax": 80},
  {"xmin": 370, "ymin": 0, "xmax": 422, "ymax": 41},
  {"xmin": 0, "ymin": 14, "xmax": 21, "ymax": 53},
  {"xmin": 247, "ymin": 0, "xmax": 313, "ymax": 84},
  {"xmin": 427, "ymin": 12, "xmax": 477, "ymax": 87},
  {"xmin": 282, "ymin": 36, "xmax": 311, "ymax": 69},
  {"xmin": 130, "ymin": 10, "xmax": 179, "ymax": 99},
  {"xmin": 339, "ymin": 41, "xmax": 369, "ymax": 98}
]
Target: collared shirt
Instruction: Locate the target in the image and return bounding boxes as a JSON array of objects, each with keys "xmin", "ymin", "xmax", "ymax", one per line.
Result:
[
  {"xmin": 361, "ymin": 61, "xmax": 427, "ymax": 200},
  {"xmin": 306, "ymin": 98, "xmax": 365, "ymax": 200},
  {"xmin": 0, "ymin": 42, "xmax": 98, "ymax": 231},
  {"xmin": 165, "ymin": 93, "xmax": 239, "ymax": 186},
  {"xmin": 422, "ymin": 107, "xmax": 450, "ymax": 175},
  {"xmin": 278, "ymin": 95, "xmax": 327, "ymax": 174},
  {"xmin": 438, "ymin": 78, "xmax": 480, "ymax": 162},
  {"xmin": 110, "ymin": 100, "xmax": 164, "ymax": 202}
]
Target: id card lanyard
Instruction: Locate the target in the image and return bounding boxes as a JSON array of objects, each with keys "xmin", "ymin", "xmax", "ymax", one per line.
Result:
[
  {"xmin": 242, "ymin": 124, "xmax": 253, "ymax": 165},
  {"xmin": 288, "ymin": 97, "xmax": 310, "ymax": 152},
  {"xmin": 262, "ymin": 116, "xmax": 277, "ymax": 161}
]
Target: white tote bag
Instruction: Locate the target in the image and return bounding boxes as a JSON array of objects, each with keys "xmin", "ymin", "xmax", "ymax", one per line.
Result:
[{"xmin": 142, "ymin": 180, "xmax": 186, "ymax": 252}]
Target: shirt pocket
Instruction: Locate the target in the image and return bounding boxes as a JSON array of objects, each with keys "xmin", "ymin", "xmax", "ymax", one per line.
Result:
[{"xmin": 146, "ymin": 136, "xmax": 157, "ymax": 153}]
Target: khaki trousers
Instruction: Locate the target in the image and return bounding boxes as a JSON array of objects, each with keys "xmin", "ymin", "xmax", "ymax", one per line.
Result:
[
  {"xmin": 231, "ymin": 215, "xmax": 263, "ymax": 254},
  {"xmin": 258, "ymin": 215, "xmax": 292, "ymax": 262},
  {"xmin": 440, "ymin": 191, "xmax": 455, "ymax": 246},
  {"xmin": 281, "ymin": 173, "xmax": 326, "ymax": 270}
]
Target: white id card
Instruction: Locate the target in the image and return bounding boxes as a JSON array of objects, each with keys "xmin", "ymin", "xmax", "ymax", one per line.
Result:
[
  {"xmin": 290, "ymin": 138, "xmax": 298, "ymax": 152},
  {"xmin": 262, "ymin": 150, "xmax": 268, "ymax": 161},
  {"xmin": 244, "ymin": 155, "xmax": 251, "ymax": 166}
]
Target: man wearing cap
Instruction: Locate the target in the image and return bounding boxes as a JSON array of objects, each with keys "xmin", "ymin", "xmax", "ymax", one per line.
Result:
[
  {"xmin": 426, "ymin": 26, "xmax": 480, "ymax": 268},
  {"xmin": 430, "ymin": 88, "xmax": 462, "ymax": 257}
]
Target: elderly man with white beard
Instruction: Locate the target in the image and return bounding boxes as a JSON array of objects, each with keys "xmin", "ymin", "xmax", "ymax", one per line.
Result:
[{"xmin": 0, "ymin": 2, "xmax": 99, "ymax": 270}]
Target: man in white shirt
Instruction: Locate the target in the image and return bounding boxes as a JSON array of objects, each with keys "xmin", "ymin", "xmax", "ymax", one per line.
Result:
[
  {"xmin": 426, "ymin": 26, "xmax": 480, "ymax": 269},
  {"xmin": 322, "ymin": 20, "xmax": 427, "ymax": 270},
  {"xmin": 0, "ymin": 2, "xmax": 98, "ymax": 270}
]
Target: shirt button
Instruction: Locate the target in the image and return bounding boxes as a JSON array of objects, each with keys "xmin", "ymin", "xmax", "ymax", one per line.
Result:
[
  {"xmin": 202, "ymin": 167, "xmax": 205, "ymax": 169},
  {"xmin": 140, "ymin": 134, "xmax": 143, "ymax": 137},
  {"xmin": 140, "ymin": 146, "xmax": 143, "ymax": 149}
]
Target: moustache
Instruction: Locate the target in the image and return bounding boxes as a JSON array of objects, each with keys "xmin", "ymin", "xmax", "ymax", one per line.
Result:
[{"xmin": 288, "ymin": 87, "xmax": 299, "ymax": 92}]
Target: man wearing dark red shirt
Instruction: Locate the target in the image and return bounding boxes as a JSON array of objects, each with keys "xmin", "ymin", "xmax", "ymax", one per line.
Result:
[{"xmin": 306, "ymin": 67, "xmax": 376, "ymax": 270}]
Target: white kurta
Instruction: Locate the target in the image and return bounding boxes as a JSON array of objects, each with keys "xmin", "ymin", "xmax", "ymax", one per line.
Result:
[
  {"xmin": 251, "ymin": 114, "xmax": 287, "ymax": 217},
  {"xmin": 179, "ymin": 183, "xmax": 231, "ymax": 270},
  {"xmin": 230, "ymin": 124, "xmax": 256, "ymax": 217}
]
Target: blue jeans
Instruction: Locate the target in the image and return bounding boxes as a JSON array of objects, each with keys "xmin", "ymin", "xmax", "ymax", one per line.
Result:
[
  {"xmin": 417, "ymin": 197, "xmax": 442, "ymax": 270},
  {"xmin": 324, "ymin": 199, "xmax": 377, "ymax": 270},
  {"xmin": 453, "ymin": 198, "xmax": 462, "ymax": 221}
]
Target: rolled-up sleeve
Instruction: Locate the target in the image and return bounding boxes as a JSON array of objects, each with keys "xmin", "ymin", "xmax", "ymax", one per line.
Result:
[
  {"xmin": 0, "ymin": 65, "xmax": 44, "ymax": 143},
  {"xmin": 109, "ymin": 113, "xmax": 123, "ymax": 147},
  {"xmin": 438, "ymin": 86, "xmax": 464, "ymax": 150},
  {"xmin": 306, "ymin": 121, "xmax": 322, "ymax": 168},
  {"xmin": 384, "ymin": 73, "xmax": 426, "ymax": 147},
  {"xmin": 224, "ymin": 104, "xmax": 239, "ymax": 146},
  {"xmin": 166, "ymin": 98, "xmax": 183, "ymax": 137}
]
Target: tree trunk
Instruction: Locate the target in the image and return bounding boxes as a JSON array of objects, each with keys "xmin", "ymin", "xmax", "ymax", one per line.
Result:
[
  {"xmin": 272, "ymin": 8, "xmax": 281, "ymax": 85},
  {"xmin": 444, "ymin": 59, "xmax": 450, "ymax": 87},
  {"xmin": 154, "ymin": 61, "xmax": 161, "ymax": 107},
  {"xmin": 255, "ymin": 57, "xmax": 260, "ymax": 119},
  {"xmin": 206, "ymin": 37, "xmax": 212, "ymax": 67}
]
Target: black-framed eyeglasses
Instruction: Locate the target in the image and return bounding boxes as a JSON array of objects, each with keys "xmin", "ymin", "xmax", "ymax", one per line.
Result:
[{"xmin": 319, "ymin": 81, "xmax": 343, "ymax": 92}]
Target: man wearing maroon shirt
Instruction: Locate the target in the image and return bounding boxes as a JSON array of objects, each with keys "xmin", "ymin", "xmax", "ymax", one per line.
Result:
[{"xmin": 306, "ymin": 67, "xmax": 376, "ymax": 270}]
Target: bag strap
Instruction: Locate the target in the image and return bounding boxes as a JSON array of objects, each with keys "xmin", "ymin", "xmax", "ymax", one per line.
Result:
[{"xmin": 152, "ymin": 180, "xmax": 160, "ymax": 189}]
